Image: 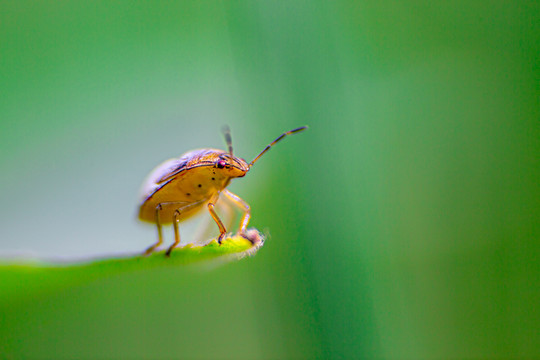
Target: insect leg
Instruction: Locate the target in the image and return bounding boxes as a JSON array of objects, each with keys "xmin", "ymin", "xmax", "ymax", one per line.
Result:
[
  {"xmin": 144, "ymin": 200, "xmax": 197, "ymax": 256},
  {"xmin": 208, "ymin": 193, "xmax": 227, "ymax": 244},
  {"xmin": 166, "ymin": 209, "xmax": 182, "ymax": 257},
  {"xmin": 222, "ymin": 189, "xmax": 251, "ymax": 235},
  {"xmin": 145, "ymin": 204, "xmax": 164, "ymax": 255},
  {"xmin": 160, "ymin": 199, "xmax": 206, "ymax": 256},
  {"xmin": 193, "ymin": 200, "xmax": 233, "ymax": 246}
]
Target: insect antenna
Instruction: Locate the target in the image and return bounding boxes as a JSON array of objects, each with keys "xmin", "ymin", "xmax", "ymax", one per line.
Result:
[
  {"xmin": 249, "ymin": 126, "xmax": 308, "ymax": 167},
  {"xmin": 222, "ymin": 125, "xmax": 233, "ymax": 156}
]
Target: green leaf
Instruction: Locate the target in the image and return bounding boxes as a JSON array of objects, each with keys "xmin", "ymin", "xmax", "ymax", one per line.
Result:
[{"xmin": 0, "ymin": 230, "xmax": 264, "ymax": 305}]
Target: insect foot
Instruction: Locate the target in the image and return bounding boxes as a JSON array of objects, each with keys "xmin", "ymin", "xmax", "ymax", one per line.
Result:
[
  {"xmin": 144, "ymin": 245, "xmax": 157, "ymax": 256},
  {"xmin": 165, "ymin": 246, "xmax": 175, "ymax": 257},
  {"xmin": 217, "ymin": 232, "xmax": 227, "ymax": 245}
]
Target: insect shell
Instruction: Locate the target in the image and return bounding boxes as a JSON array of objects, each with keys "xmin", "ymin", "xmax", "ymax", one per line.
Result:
[{"xmin": 138, "ymin": 126, "xmax": 308, "ymax": 256}]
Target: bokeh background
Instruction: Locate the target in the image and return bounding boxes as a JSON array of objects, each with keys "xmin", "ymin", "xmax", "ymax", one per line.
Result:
[{"xmin": 1, "ymin": 1, "xmax": 538, "ymax": 359}]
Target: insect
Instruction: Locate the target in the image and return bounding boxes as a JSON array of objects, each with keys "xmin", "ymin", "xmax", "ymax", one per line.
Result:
[{"xmin": 138, "ymin": 125, "xmax": 308, "ymax": 256}]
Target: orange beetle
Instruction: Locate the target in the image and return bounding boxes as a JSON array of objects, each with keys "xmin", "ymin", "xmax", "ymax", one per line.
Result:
[{"xmin": 138, "ymin": 126, "xmax": 308, "ymax": 256}]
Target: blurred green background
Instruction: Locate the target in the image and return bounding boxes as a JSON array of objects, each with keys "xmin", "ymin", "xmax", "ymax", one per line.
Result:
[{"xmin": 1, "ymin": 1, "xmax": 538, "ymax": 359}]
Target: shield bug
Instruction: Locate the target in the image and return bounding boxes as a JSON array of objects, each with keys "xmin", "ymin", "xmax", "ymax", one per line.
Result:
[{"xmin": 138, "ymin": 125, "xmax": 308, "ymax": 256}]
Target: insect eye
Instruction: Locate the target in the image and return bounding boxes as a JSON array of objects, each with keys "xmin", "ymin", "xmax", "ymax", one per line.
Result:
[{"xmin": 217, "ymin": 160, "xmax": 227, "ymax": 169}]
